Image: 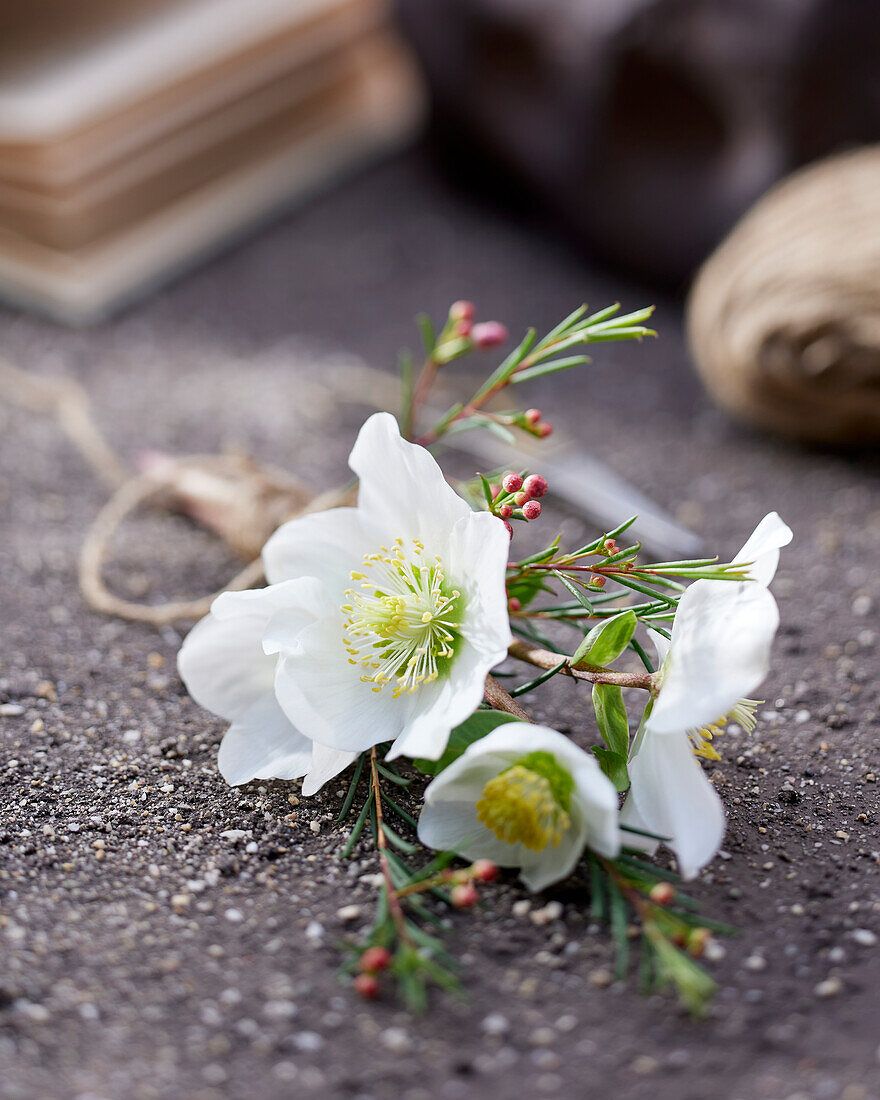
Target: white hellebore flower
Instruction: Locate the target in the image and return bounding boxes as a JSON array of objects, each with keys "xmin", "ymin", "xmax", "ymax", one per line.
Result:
[
  {"xmin": 622, "ymin": 513, "xmax": 791, "ymax": 879},
  {"xmin": 177, "ymin": 581, "xmax": 357, "ymax": 794},
  {"xmin": 418, "ymin": 723, "xmax": 621, "ymax": 892},
  {"xmin": 261, "ymin": 412, "xmax": 512, "ymax": 761}
]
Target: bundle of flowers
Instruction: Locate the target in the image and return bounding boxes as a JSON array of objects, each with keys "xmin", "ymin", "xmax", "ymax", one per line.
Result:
[{"xmin": 178, "ymin": 302, "xmax": 791, "ymax": 1012}]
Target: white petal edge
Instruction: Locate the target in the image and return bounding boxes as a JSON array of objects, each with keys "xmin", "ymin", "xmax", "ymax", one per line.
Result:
[
  {"xmin": 628, "ymin": 730, "xmax": 725, "ymax": 880},
  {"xmin": 218, "ymin": 693, "xmax": 314, "ymax": 785},
  {"xmin": 733, "ymin": 512, "xmax": 792, "ymax": 586},
  {"xmin": 348, "ymin": 412, "xmax": 473, "ymax": 548},
  {"xmin": 262, "ymin": 507, "xmax": 371, "ymax": 594},
  {"xmin": 649, "ymin": 579, "xmax": 779, "ymax": 736}
]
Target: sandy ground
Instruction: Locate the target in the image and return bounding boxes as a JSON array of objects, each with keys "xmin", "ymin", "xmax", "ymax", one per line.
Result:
[{"xmin": 1, "ymin": 149, "xmax": 879, "ymax": 1100}]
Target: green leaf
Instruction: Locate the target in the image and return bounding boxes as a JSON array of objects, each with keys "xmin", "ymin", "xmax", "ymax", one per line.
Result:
[
  {"xmin": 413, "ymin": 711, "xmax": 519, "ymax": 776},
  {"xmin": 510, "ymin": 355, "xmax": 591, "ymax": 384},
  {"xmin": 593, "ymin": 747, "xmax": 629, "ymax": 791},
  {"xmin": 416, "ymin": 313, "xmax": 436, "ymax": 355},
  {"xmin": 644, "ymin": 924, "xmax": 717, "ymax": 1016},
  {"xmin": 592, "ymin": 683, "xmax": 629, "ymax": 758},
  {"xmin": 571, "ymin": 609, "xmax": 636, "ymax": 667}
]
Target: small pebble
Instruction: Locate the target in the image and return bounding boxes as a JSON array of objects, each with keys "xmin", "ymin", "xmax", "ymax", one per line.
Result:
[
  {"xmin": 852, "ymin": 929, "xmax": 878, "ymax": 947},
  {"xmin": 481, "ymin": 1013, "xmax": 509, "ymax": 1036},
  {"xmin": 380, "ymin": 1027, "xmax": 412, "ymax": 1054},
  {"xmin": 814, "ymin": 977, "xmax": 843, "ymax": 998},
  {"xmin": 336, "ymin": 904, "xmax": 361, "ymax": 922}
]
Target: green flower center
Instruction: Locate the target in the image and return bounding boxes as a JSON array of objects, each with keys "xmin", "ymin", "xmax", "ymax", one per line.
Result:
[
  {"xmin": 476, "ymin": 752, "xmax": 574, "ymax": 852},
  {"xmin": 342, "ymin": 538, "xmax": 462, "ymax": 699}
]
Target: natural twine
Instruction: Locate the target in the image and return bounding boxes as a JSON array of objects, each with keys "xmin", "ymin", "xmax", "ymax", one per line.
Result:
[
  {"xmin": 0, "ymin": 355, "xmax": 368, "ymax": 625},
  {"xmin": 687, "ymin": 146, "xmax": 880, "ymax": 444}
]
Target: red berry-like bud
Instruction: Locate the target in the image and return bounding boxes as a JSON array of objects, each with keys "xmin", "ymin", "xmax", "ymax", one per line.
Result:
[
  {"xmin": 507, "ymin": 597, "xmax": 521, "ymax": 612},
  {"xmin": 451, "ymin": 883, "xmax": 479, "ymax": 908},
  {"xmin": 522, "ymin": 500, "xmax": 542, "ymax": 520},
  {"xmin": 359, "ymin": 946, "xmax": 392, "ymax": 973},
  {"xmin": 471, "ymin": 321, "xmax": 509, "ymax": 349},
  {"xmin": 456, "ymin": 318, "xmax": 473, "ymax": 338},
  {"xmin": 503, "ymin": 520, "xmax": 514, "ymax": 539},
  {"xmin": 472, "ymin": 859, "xmax": 499, "ymax": 883},
  {"xmin": 522, "ymin": 474, "xmax": 548, "ymax": 499},
  {"xmin": 648, "ymin": 882, "xmax": 675, "ymax": 906},
  {"xmin": 514, "ymin": 491, "xmax": 530, "ymax": 507},
  {"xmin": 524, "ymin": 408, "xmax": 542, "ymax": 425},
  {"xmin": 604, "ymin": 539, "xmax": 618, "ymax": 554},
  {"xmin": 537, "ymin": 422, "xmax": 553, "ymax": 438},
  {"xmin": 590, "ymin": 575, "xmax": 607, "ymax": 589},
  {"xmin": 498, "ymin": 504, "xmax": 513, "ymax": 518},
  {"xmin": 501, "ymin": 472, "xmax": 523, "ymax": 493},
  {"xmin": 449, "ymin": 300, "xmax": 476, "ymax": 323},
  {"xmin": 354, "ymin": 973, "xmax": 380, "ymax": 999}
]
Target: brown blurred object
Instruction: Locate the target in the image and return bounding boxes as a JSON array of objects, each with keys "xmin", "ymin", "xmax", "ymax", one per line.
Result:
[
  {"xmin": 0, "ymin": 0, "xmax": 423, "ymax": 322},
  {"xmin": 687, "ymin": 147, "xmax": 880, "ymax": 445},
  {"xmin": 398, "ymin": 0, "xmax": 880, "ymax": 284}
]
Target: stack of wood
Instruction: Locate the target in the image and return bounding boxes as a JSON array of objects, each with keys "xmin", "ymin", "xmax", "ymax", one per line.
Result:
[{"xmin": 0, "ymin": 0, "xmax": 422, "ymax": 322}]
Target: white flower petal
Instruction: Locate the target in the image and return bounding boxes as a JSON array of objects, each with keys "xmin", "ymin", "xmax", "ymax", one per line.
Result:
[
  {"xmin": 647, "ymin": 627, "xmax": 671, "ymax": 667},
  {"xmin": 177, "ymin": 580, "xmax": 318, "ymax": 721},
  {"xmin": 733, "ymin": 512, "xmax": 792, "ymax": 586},
  {"xmin": 386, "ymin": 639, "xmax": 497, "ymax": 761},
  {"xmin": 628, "ymin": 730, "xmax": 725, "ymax": 880},
  {"xmin": 262, "ymin": 507, "xmax": 371, "ymax": 593},
  {"xmin": 302, "ymin": 743, "xmax": 358, "ymax": 797},
  {"xmin": 518, "ymin": 829, "xmax": 585, "ymax": 892},
  {"xmin": 650, "ymin": 580, "xmax": 779, "ymax": 736},
  {"xmin": 448, "ymin": 510, "xmax": 513, "ymax": 660},
  {"xmin": 618, "ymin": 793, "xmax": 661, "ymax": 857},
  {"xmin": 348, "ymin": 412, "xmax": 472, "ymax": 547},
  {"xmin": 417, "ymin": 800, "xmax": 525, "ymax": 864},
  {"xmin": 218, "ymin": 693, "xmax": 313, "ymax": 785},
  {"xmin": 273, "ymin": 614, "xmax": 411, "ymax": 753}
]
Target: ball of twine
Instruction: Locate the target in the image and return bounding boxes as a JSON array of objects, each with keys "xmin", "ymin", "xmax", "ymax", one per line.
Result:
[{"xmin": 687, "ymin": 146, "xmax": 880, "ymax": 444}]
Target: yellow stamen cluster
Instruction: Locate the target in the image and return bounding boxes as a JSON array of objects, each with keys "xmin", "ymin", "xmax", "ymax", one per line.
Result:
[
  {"xmin": 476, "ymin": 765, "xmax": 570, "ymax": 852},
  {"xmin": 689, "ymin": 698, "xmax": 760, "ymax": 761},
  {"xmin": 342, "ymin": 538, "xmax": 461, "ymax": 699}
]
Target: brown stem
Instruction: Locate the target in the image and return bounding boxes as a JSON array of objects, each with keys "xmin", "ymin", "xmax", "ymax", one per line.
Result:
[
  {"xmin": 509, "ymin": 639, "xmax": 654, "ymax": 691},
  {"xmin": 483, "ymin": 674, "xmax": 532, "ymax": 720},
  {"xmin": 369, "ymin": 747, "xmax": 410, "ymax": 942},
  {"xmin": 406, "ymin": 355, "xmax": 439, "ymax": 440}
]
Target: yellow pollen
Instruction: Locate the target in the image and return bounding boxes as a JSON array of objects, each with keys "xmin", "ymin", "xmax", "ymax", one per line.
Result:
[
  {"xmin": 689, "ymin": 699, "xmax": 761, "ymax": 761},
  {"xmin": 342, "ymin": 539, "xmax": 461, "ymax": 696},
  {"xmin": 476, "ymin": 766, "xmax": 570, "ymax": 852}
]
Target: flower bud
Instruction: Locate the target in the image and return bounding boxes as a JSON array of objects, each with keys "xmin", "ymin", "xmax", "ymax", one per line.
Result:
[
  {"xmin": 522, "ymin": 474, "xmax": 548, "ymax": 499},
  {"xmin": 359, "ymin": 946, "xmax": 392, "ymax": 973},
  {"xmin": 522, "ymin": 500, "xmax": 542, "ymax": 520},
  {"xmin": 507, "ymin": 597, "xmax": 521, "ymax": 612},
  {"xmin": 687, "ymin": 928, "xmax": 711, "ymax": 958},
  {"xmin": 514, "ymin": 491, "xmax": 530, "ymax": 507},
  {"xmin": 471, "ymin": 321, "xmax": 509, "ymax": 349},
  {"xmin": 501, "ymin": 472, "xmax": 523, "ymax": 493},
  {"xmin": 498, "ymin": 504, "xmax": 513, "ymax": 519},
  {"xmin": 590, "ymin": 575, "xmax": 607, "ymax": 589},
  {"xmin": 456, "ymin": 318, "xmax": 473, "ymax": 338},
  {"xmin": 604, "ymin": 539, "xmax": 618, "ymax": 554},
  {"xmin": 524, "ymin": 408, "xmax": 542, "ymax": 425},
  {"xmin": 503, "ymin": 520, "xmax": 514, "ymax": 539},
  {"xmin": 353, "ymin": 973, "xmax": 380, "ymax": 999},
  {"xmin": 451, "ymin": 882, "xmax": 479, "ymax": 908},
  {"xmin": 449, "ymin": 300, "xmax": 476, "ymax": 323},
  {"xmin": 472, "ymin": 859, "xmax": 499, "ymax": 883},
  {"xmin": 537, "ymin": 422, "xmax": 553, "ymax": 438},
  {"xmin": 648, "ymin": 882, "xmax": 675, "ymax": 906}
]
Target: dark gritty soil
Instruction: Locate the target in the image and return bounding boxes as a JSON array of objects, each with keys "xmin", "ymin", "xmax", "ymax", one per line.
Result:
[{"xmin": 1, "ymin": 148, "xmax": 879, "ymax": 1100}]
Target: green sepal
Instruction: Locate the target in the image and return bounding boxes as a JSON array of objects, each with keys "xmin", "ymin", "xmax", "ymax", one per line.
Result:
[
  {"xmin": 592, "ymin": 683, "xmax": 630, "ymax": 757},
  {"xmin": 592, "ymin": 747, "xmax": 630, "ymax": 791},
  {"xmin": 571, "ymin": 609, "xmax": 636, "ymax": 668},
  {"xmin": 413, "ymin": 710, "xmax": 519, "ymax": 776}
]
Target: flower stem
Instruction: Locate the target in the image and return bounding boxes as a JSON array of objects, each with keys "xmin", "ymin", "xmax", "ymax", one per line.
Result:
[
  {"xmin": 483, "ymin": 674, "xmax": 532, "ymax": 720},
  {"xmin": 509, "ymin": 639, "xmax": 654, "ymax": 691},
  {"xmin": 369, "ymin": 746, "xmax": 411, "ymax": 943}
]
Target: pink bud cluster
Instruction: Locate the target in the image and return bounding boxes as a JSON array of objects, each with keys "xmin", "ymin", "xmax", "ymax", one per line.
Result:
[
  {"xmin": 446, "ymin": 301, "xmax": 508, "ymax": 349},
  {"xmin": 521, "ymin": 408, "xmax": 554, "ymax": 438},
  {"xmin": 488, "ymin": 470, "xmax": 550, "ymax": 539}
]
